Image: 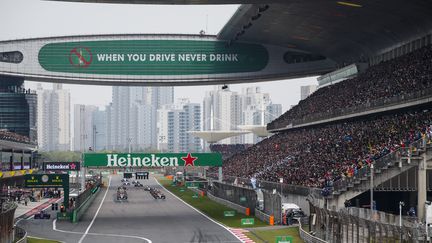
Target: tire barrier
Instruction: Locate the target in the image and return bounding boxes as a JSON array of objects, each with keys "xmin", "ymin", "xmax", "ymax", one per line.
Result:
[{"xmin": 0, "ymin": 202, "xmax": 17, "ymax": 243}]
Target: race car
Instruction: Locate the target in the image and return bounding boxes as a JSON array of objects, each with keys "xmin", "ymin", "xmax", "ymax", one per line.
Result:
[
  {"xmin": 34, "ymin": 210, "xmax": 51, "ymax": 219},
  {"xmin": 149, "ymin": 188, "xmax": 166, "ymax": 199},
  {"xmin": 132, "ymin": 180, "xmax": 139, "ymax": 184},
  {"xmin": 144, "ymin": 186, "xmax": 151, "ymax": 191},
  {"xmin": 123, "ymin": 181, "xmax": 131, "ymax": 186},
  {"xmin": 121, "ymin": 178, "xmax": 129, "ymax": 182},
  {"xmin": 117, "ymin": 187, "xmax": 128, "ymax": 200},
  {"xmin": 134, "ymin": 182, "xmax": 144, "ymax": 187}
]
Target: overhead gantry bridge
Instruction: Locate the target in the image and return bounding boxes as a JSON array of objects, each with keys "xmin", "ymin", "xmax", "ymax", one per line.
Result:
[{"xmin": 4, "ymin": 0, "xmax": 432, "ymax": 86}]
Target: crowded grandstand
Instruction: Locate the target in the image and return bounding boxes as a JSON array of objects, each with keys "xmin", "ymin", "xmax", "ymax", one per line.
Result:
[{"xmin": 220, "ymin": 44, "xmax": 432, "ymax": 190}]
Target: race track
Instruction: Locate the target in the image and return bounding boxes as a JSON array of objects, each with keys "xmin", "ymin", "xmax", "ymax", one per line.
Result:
[{"xmin": 19, "ymin": 174, "xmax": 241, "ymax": 243}]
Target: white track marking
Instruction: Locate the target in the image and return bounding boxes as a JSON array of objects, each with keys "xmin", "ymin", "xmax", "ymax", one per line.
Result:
[
  {"xmin": 154, "ymin": 177, "xmax": 244, "ymax": 243},
  {"xmin": 77, "ymin": 176, "xmax": 111, "ymax": 243},
  {"xmin": 27, "ymin": 235, "xmax": 66, "ymax": 243},
  {"xmin": 53, "ymin": 219, "xmax": 152, "ymax": 242}
]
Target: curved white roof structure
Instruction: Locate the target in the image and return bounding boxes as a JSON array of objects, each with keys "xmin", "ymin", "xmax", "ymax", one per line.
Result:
[
  {"xmin": 237, "ymin": 125, "xmax": 269, "ymax": 137},
  {"xmin": 188, "ymin": 130, "xmax": 250, "ymax": 143}
]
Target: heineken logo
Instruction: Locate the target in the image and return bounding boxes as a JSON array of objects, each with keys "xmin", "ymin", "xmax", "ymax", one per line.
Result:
[
  {"xmin": 83, "ymin": 153, "xmax": 222, "ymax": 167},
  {"xmin": 44, "ymin": 162, "xmax": 80, "ymax": 171}
]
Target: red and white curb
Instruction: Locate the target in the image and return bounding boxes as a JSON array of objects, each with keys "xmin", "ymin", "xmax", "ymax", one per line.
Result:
[{"xmin": 229, "ymin": 228, "xmax": 255, "ymax": 243}]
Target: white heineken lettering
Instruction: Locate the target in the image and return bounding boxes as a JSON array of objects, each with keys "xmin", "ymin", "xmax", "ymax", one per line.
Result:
[
  {"xmin": 118, "ymin": 157, "xmax": 127, "ymax": 166},
  {"xmin": 151, "ymin": 154, "xmax": 160, "ymax": 166},
  {"xmin": 170, "ymin": 157, "xmax": 179, "ymax": 166},
  {"xmin": 46, "ymin": 164, "xmax": 69, "ymax": 169},
  {"xmin": 132, "ymin": 156, "xmax": 141, "ymax": 166},
  {"xmin": 142, "ymin": 157, "xmax": 151, "ymax": 166},
  {"xmin": 107, "ymin": 154, "xmax": 118, "ymax": 167},
  {"xmin": 160, "ymin": 157, "xmax": 169, "ymax": 166},
  {"xmin": 105, "ymin": 154, "xmax": 181, "ymax": 167}
]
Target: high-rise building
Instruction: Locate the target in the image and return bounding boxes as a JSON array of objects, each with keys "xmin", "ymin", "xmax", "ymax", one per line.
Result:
[
  {"xmin": 157, "ymin": 99, "xmax": 201, "ymax": 152},
  {"xmin": 107, "ymin": 86, "xmax": 174, "ymax": 151},
  {"xmin": 241, "ymin": 86, "xmax": 282, "ymax": 144},
  {"xmin": 0, "ymin": 77, "xmax": 37, "ymax": 142},
  {"xmin": 203, "ymin": 86, "xmax": 282, "ymax": 145},
  {"xmin": 36, "ymin": 83, "xmax": 70, "ymax": 151},
  {"xmin": 92, "ymin": 108, "xmax": 107, "ymax": 151},
  {"xmin": 300, "ymin": 85, "xmax": 318, "ymax": 100},
  {"xmin": 73, "ymin": 104, "xmax": 97, "ymax": 151},
  {"xmin": 203, "ymin": 86, "xmax": 243, "ymax": 144}
]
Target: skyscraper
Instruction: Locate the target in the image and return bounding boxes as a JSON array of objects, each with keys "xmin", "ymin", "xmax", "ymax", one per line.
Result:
[
  {"xmin": 157, "ymin": 99, "xmax": 201, "ymax": 152},
  {"xmin": 203, "ymin": 86, "xmax": 242, "ymax": 144},
  {"xmin": 92, "ymin": 108, "xmax": 107, "ymax": 151},
  {"xmin": 202, "ymin": 86, "xmax": 282, "ymax": 145},
  {"xmin": 73, "ymin": 104, "xmax": 97, "ymax": 151},
  {"xmin": 36, "ymin": 83, "xmax": 70, "ymax": 151},
  {"xmin": 108, "ymin": 86, "xmax": 174, "ymax": 151}
]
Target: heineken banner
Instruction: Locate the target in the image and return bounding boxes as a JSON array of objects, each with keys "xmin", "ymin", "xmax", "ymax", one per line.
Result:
[
  {"xmin": 83, "ymin": 153, "xmax": 222, "ymax": 167},
  {"xmin": 44, "ymin": 162, "xmax": 80, "ymax": 171},
  {"xmin": 38, "ymin": 40, "xmax": 269, "ymax": 75}
]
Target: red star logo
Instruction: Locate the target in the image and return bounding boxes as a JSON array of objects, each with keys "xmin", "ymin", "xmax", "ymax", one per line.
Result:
[
  {"xmin": 70, "ymin": 163, "xmax": 76, "ymax": 170},
  {"xmin": 182, "ymin": 153, "xmax": 197, "ymax": 167}
]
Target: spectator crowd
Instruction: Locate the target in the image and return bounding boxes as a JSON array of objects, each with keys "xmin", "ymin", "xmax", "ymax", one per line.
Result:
[
  {"xmin": 268, "ymin": 45, "xmax": 432, "ymax": 130},
  {"xmin": 0, "ymin": 129, "xmax": 32, "ymax": 144},
  {"xmin": 222, "ymin": 109, "xmax": 432, "ymax": 188},
  {"xmin": 210, "ymin": 144, "xmax": 253, "ymax": 159}
]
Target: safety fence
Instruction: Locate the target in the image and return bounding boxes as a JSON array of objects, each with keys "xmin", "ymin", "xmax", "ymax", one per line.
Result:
[
  {"xmin": 208, "ymin": 173, "xmax": 322, "ymax": 198},
  {"xmin": 0, "ymin": 202, "xmax": 17, "ymax": 243},
  {"xmin": 299, "ymin": 219, "xmax": 328, "ymax": 243},
  {"xmin": 207, "ymin": 193, "xmax": 248, "ymax": 215},
  {"xmin": 309, "ymin": 202, "xmax": 429, "ymax": 242},
  {"xmin": 71, "ymin": 184, "xmax": 101, "ymax": 223},
  {"xmin": 14, "ymin": 226, "xmax": 27, "ymax": 243},
  {"xmin": 210, "ymin": 181, "xmax": 257, "ymax": 214}
]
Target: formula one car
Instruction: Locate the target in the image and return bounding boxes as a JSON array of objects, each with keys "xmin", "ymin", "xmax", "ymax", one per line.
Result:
[
  {"xmin": 117, "ymin": 187, "xmax": 128, "ymax": 200},
  {"xmin": 121, "ymin": 178, "xmax": 129, "ymax": 182},
  {"xmin": 134, "ymin": 182, "xmax": 144, "ymax": 187},
  {"xmin": 34, "ymin": 210, "xmax": 51, "ymax": 219},
  {"xmin": 122, "ymin": 181, "xmax": 131, "ymax": 186},
  {"xmin": 149, "ymin": 188, "xmax": 166, "ymax": 199},
  {"xmin": 144, "ymin": 186, "xmax": 151, "ymax": 191}
]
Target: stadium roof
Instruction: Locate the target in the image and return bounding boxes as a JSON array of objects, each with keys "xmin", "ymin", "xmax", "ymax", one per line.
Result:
[
  {"xmin": 52, "ymin": 1, "xmax": 432, "ymax": 66},
  {"xmin": 188, "ymin": 130, "xmax": 250, "ymax": 143}
]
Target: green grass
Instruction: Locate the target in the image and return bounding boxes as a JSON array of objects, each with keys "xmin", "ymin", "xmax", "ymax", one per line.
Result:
[
  {"xmin": 244, "ymin": 227, "xmax": 304, "ymax": 243},
  {"xmin": 27, "ymin": 237, "xmax": 61, "ymax": 243},
  {"xmin": 158, "ymin": 177, "xmax": 268, "ymax": 228}
]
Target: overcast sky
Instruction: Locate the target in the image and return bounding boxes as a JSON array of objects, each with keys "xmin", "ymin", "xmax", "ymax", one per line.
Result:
[{"xmin": 0, "ymin": 0, "xmax": 318, "ymax": 111}]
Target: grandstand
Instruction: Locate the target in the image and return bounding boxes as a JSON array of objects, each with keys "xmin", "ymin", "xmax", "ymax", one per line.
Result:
[{"xmin": 218, "ymin": 40, "xmax": 432, "ymax": 221}]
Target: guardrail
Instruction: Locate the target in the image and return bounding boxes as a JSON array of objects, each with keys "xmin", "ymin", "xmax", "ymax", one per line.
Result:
[
  {"xmin": 255, "ymin": 209, "xmax": 272, "ymax": 224},
  {"xmin": 14, "ymin": 225, "xmax": 27, "ymax": 243},
  {"xmin": 208, "ymin": 173, "xmax": 322, "ymax": 198},
  {"xmin": 298, "ymin": 220, "xmax": 328, "ymax": 243},
  {"xmin": 206, "ymin": 192, "xmax": 248, "ymax": 215},
  {"xmin": 71, "ymin": 184, "xmax": 101, "ymax": 223},
  {"xmin": 0, "ymin": 202, "xmax": 17, "ymax": 243}
]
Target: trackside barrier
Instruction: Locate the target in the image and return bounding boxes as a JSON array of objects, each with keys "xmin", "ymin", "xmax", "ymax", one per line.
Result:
[
  {"xmin": 255, "ymin": 209, "xmax": 272, "ymax": 224},
  {"xmin": 0, "ymin": 202, "xmax": 17, "ymax": 243},
  {"xmin": 298, "ymin": 220, "xmax": 328, "ymax": 243},
  {"xmin": 207, "ymin": 192, "xmax": 248, "ymax": 215},
  {"xmin": 71, "ymin": 186, "xmax": 100, "ymax": 223},
  {"xmin": 14, "ymin": 226, "xmax": 27, "ymax": 243}
]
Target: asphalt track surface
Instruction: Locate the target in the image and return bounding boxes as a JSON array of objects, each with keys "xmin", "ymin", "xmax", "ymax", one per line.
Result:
[{"xmin": 18, "ymin": 175, "xmax": 241, "ymax": 243}]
